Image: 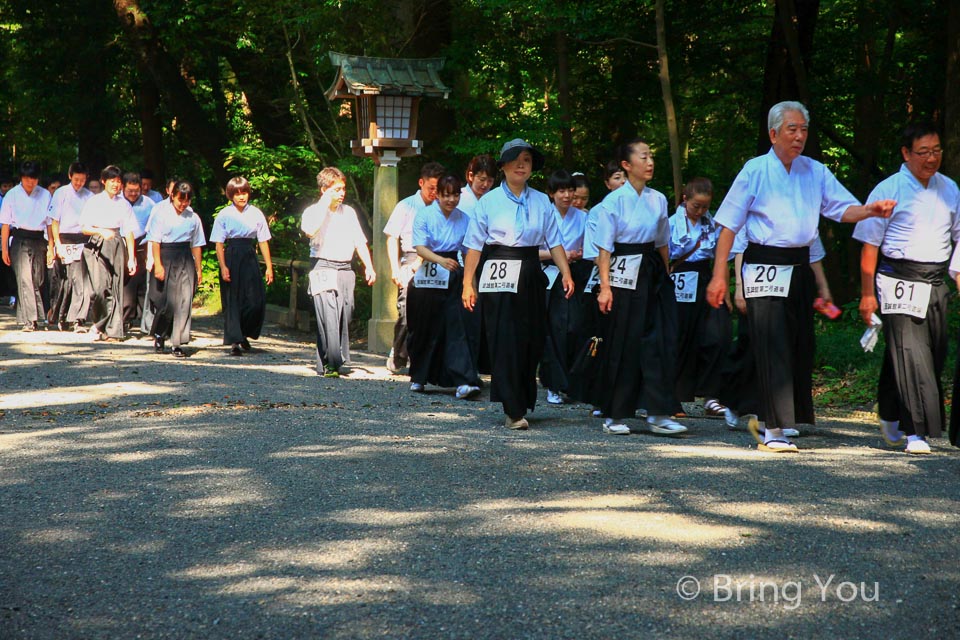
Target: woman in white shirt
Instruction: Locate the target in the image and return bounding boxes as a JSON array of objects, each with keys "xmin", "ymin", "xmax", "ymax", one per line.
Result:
[
  {"xmin": 211, "ymin": 176, "xmax": 274, "ymax": 356},
  {"xmin": 462, "ymin": 139, "xmax": 574, "ymax": 430},
  {"xmin": 147, "ymin": 181, "xmax": 206, "ymax": 357}
]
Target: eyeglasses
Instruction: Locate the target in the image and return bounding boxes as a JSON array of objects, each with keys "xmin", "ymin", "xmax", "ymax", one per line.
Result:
[{"xmin": 910, "ymin": 147, "xmax": 943, "ymax": 159}]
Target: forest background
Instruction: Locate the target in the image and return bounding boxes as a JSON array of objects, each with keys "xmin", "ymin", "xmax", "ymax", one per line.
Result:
[{"xmin": 2, "ymin": 0, "xmax": 959, "ymax": 405}]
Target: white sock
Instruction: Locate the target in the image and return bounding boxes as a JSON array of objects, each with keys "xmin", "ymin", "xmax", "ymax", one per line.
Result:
[{"xmin": 764, "ymin": 427, "xmax": 783, "ymax": 443}]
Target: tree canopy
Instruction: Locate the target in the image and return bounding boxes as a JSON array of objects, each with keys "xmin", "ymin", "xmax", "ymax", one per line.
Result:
[{"xmin": 1, "ymin": 0, "xmax": 956, "ymax": 296}]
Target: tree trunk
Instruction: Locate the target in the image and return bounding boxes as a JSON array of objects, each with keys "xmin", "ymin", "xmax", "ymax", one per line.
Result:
[
  {"xmin": 945, "ymin": 0, "xmax": 960, "ymax": 176},
  {"xmin": 224, "ymin": 50, "xmax": 299, "ymax": 148},
  {"xmin": 112, "ymin": 0, "xmax": 230, "ymax": 186},
  {"xmin": 757, "ymin": 0, "xmax": 821, "ymax": 158},
  {"xmin": 556, "ymin": 30, "xmax": 574, "ymax": 167},
  {"xmin": 656, "ymin": 0, "xmax": 682, "ymax": 204},
  {"xmin": 137, "ymin": 71, "xmax": 166, "ymax": 181}
]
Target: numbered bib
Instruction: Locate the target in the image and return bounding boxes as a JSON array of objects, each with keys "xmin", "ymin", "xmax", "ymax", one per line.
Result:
[
  {"xmin": 308, "ymin": 268, "xmax": 339, "ymax": 294},
  {"xmin": 542, "ymin": 265, "xmax": 560, "ymax": 290},
  {"xmin": 610, "ymin": 254, "xmax": 643, "ymax": 290},
  {"xmin": 479, "ymin": 259, "xmax": 522, "ymax": 293},
  {"xmin": 413, "ymin": 262, "xmax": 451, "ymax": 290},
  {"xmin": 61, "ymin": 243, "xmax": 85, "ymax": 265},
  {"xmin": 670, "ymin": 271, "xmax": 699, "ymax": 303},
  {"xmin": 586, "ymin": 266, "xmax": 601, "ymax": 290},
  {"xmin": 743, "ymin": 263, "xmax": 793, "ymax": 298},
  {"xmin": 876, "ymin": 274, "xmax": 931, "ymax": 319}
]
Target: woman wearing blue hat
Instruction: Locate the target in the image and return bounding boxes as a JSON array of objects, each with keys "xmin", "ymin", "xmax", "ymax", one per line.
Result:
[{"xmin": 462, "ymin": 139, "xmax": 575, "ymax": 430}]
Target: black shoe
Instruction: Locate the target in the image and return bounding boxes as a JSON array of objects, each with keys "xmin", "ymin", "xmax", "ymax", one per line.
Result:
[
  {"xmin": 172, "ymin": 347, "xmax": 186, "ymax": 358},
  {"xmin": 230, "ymin": 343, "xmax": 243, "ymax": 356},
  {"xmin": 154, "ymin": 335, "xmax": 165, "ymax": 353},
  {"xmin": 240, "ymin": 339, "xmax": 251, "ymax": 351}
]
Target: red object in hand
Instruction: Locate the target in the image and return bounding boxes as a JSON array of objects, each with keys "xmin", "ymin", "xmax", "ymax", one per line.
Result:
[{"xmin": 814, "ymin": 297, "xmax": 841, "ymax": 320}]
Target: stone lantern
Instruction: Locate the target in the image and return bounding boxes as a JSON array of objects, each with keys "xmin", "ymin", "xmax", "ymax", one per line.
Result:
[{"xmin": 326, "ymin": 52, "xmax": 450, "ymax": 354}]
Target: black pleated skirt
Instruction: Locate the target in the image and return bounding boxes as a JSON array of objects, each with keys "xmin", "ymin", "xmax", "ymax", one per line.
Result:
[
  {"xmin": 596, "ymin": 242, "xmax": 678, "ymax": 420},
  {"xmin": 149, "ymin": 243, "xmax": 197, "ymax": 347},
  {"xmin": 480, "ymin": 245, "xmax": 547, "ymax": 419},
  {"xmin": 406, "ymin": 251, "xmax": 481, "ymax": 388},
  {"xmin": 220, "ymin": 239, "xmax": 266, "ymax": 344},
  {"xmin": 673, "ymin": 259, "xmax": 732, "ymax": 402}
]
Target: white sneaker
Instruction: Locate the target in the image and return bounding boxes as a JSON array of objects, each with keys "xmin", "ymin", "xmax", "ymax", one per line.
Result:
[
  {"xmin": 724, "ymin": 407, "xmax": 739, "ymax": 429},
  {"xmin": 905, "ymin": 438, "xmax": 931, "ymax": 455},
  {"xmin": 409, "ymin": 382, "xmax": 424, "ymax": 393},
  {"xmin": 456, "ymin": 385, "xmax": 481, "ymax": 399},
  {"xmin": 602, "ymin": 418, "xmax": 630, "ymax": 435},
  {"xmin": 646, "ymin": 415, "xmax": 687, "ymax": 435},
  {"xmin": 546, "ymin": 390, "xmax": 563, "ymax": 405}
]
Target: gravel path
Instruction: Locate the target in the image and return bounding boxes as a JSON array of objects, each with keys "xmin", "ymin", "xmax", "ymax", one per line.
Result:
[{"xmin": 1, "ymin": 309, "xmax": 958, "ymax": 639}]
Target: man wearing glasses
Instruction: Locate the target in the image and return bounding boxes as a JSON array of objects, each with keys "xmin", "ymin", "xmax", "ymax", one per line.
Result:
[{"xmin": 855, "ymin": 122, "xmax": 960, "ymax": 455}]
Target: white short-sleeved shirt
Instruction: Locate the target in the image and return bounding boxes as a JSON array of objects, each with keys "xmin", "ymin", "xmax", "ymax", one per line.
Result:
[
  {"xmin": 715, "ymin": 148, "xmax": 860, "ymax": 247},
  {"xmin": 384, "ymin": 191, "xmax": 431, "ymax": 252},
  {"xmin": 301, "ymin": 201, "xmax": 367, "ymax": 262},
  {"xmin": 127, "ymin": 196, "xmax": 155, "ymax": 239},
  {"xmin": 669, "ymin": 207, "xmax": 719, "ymax": 262},
  {"xmin": 80, "ymin": 192, "xmax": 138, "ymax": 237},
  {"xmin": 593, "ymin": 182, "xmax": 670, "ymax": 254},
  {"xmin": 464, "ymin": 182, "xmax": 561, "ymax": 251},
  {"xmin": 0, "ymin": 184, "xmax": 52, "ymax": 231},
  {"xmin": 854, "ymin": 164, "xmax": 960, "ymax": 264},
  {"xmin": 210, "ymin": 203, "xmax": 271, "ymax": 243},
  {"xmin": 413, "ymin": 203, "xmax": 469, "ymax": 254},
  {"xmin": 48, "ymin": 184, "xmax": 92, "ymax": 235},
  {"xmin": 582, "ymin": 204, "xmax": 605, "ymax": 261},
  {"xmin": 145, "ymin": 200, "xmax": 206, "ymax": 247},
  {"xmin": 540, "ymin": 206, "xmax": 586, "ymax": 253},
  {"xmin": 458, "ymin": 186, "xmax": 480, "ymax": 218}
]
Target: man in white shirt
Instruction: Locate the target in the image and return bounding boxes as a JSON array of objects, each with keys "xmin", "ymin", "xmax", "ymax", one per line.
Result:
[
  {"xmin": 855, "ymin": 122, "xmax": 960, "ymax": 454},
  {"xmin": 48, "ymin": 162, "xmax": 94, "ymax": 331},
  {"xmin": 121, "ymin": 172, "xmax": 155, "ymax": 327},
  {"xmin": 0, "ymin": 161, "xmax": 52, "ymax": 330},
  {"xmin": 383, "ymin": 162, "xmax": 443, "ymax": 372},
  {"xmin": 706, "ymin": 101, "xmax": 895, "ymax": 452},
  {"xmin": 80, "ymin": 165, "xmax": 138, "ymax": 340}
]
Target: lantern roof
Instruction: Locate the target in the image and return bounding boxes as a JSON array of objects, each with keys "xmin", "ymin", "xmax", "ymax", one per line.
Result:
[{"xmin": 325, "ymin": 52, "xmax": 451, "ymax": 100}]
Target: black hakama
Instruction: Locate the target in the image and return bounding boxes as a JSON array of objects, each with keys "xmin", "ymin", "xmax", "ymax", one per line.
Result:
[
  {"xmin": 406, "ymin": 250, "xmax": 481, "ymax": 388},
  {"xmin": 876, "ymin": 259, "xmax": 948, "ymax": 439},
  {"xmin": 220, "ymin": 239, "xmax": 266, "ymax": 345},
  {"xmin": 122, "ymin": 240, "xmax": 149, "ymax": 324},
  {"xmin": 717, "ymin": 308, "xmax": 760, "ymax": 418},
  {"xmin": 391, "ymin": 250, "xmax": 419, "ymax": 366},
  {"xmin": 597, "ymin": 242, "xmax": 678, "ymax": 420},
  {"xmin": 539, "ymin": 259, "xmax": 593, "ymax": 394},
  {"xmin": 10, "ymin": 230, "xmax": 46, "ymax": 324},
  {"xmin": 149, "ymin": 242, "xmax": 197, "ymax": 347},
  {"xmin": 84, "ymin": 233, "xmax": 127, "ymax": 338},
  {"xmin": 53, "ymin": 232, "xmax": 90, "ymax": 325},
  {"xmin": 742, "ymin": 243, "xmax": 815, "ymax": 429},
  {"xmin": 567, "ymin": 266, "xmax": 607, "ymax": 407},
  {"xmin": 309, "ymin": 258, "xmax": 355, "ymax": 373},
  {"xmin": 480, "ymin": 245, "xmax": 547, "ymax": 419},
  {"xmin": 673, "ymin": 259, "xmax": 732, "ymax": 403}
]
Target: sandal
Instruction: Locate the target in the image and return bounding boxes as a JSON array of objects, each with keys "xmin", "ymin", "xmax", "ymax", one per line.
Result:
[
  {"xmin": 703, "ymin": 399, "xmax": 727, "ymax": 418},
  {"xmin": 758, "ymin": 438, "xmax": 799, "ymax": 453}
]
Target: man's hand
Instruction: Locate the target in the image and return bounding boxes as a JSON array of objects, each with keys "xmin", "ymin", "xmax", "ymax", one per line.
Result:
[
  {"xmin": 221, "ymin": 266, "xmax": 231, "ymax": 282},
  {"xmin": 440, "ymin": 258, "xmax": 460, "ymax": 272},
  {"xmin": 865, "ymin": 199, "xmax": 897, "ymax": 219},
  {"xmin": 597, "ymin": 286, "xmax": 613, "ymax": 314},
  {"xmin": 127, "ymin": 256, "xmax": 137, "ymax": 276},
  {"xmin": 154, "ymin": 264, "xmax": 165, "ymax": 281},
  {"xmin": 365, "ymin": 267, "xmax": 376, "ymax": 285},
  {"xmin": 706, "ymin": 275, "xmax": 727, "ymax": 308},
  {"xmin": 859, "ymin": 294, "xmax": 878, "ymax": 325},
  {"xmin": 265, "ymin": 267, "xmax": 274, "ymax": 285},
  {"xmin": 99, "ymin": 228, "xmax": 115, "ymax": 241}
]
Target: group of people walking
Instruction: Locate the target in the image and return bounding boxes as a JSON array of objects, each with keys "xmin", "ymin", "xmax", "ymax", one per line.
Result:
[
  {"xmin": 4, "ymin": 100, "xmax": 958, "ymax": 455},
  {"xmin": 318, "ymin": 100, "xmax": 954, "ymax": 455},
  {"xmin": 0, "ymin": 164, "xmax": 273, "ymax": 357}
]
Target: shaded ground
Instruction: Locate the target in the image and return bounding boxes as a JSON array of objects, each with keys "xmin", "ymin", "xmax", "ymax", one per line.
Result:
[{"xmin": 1, "ymin": 309, "xmax": 958, "ymax": 639}]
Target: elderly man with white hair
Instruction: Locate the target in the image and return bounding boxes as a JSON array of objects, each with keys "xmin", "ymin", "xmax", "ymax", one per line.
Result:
[{"xmin": 706, "ymin": 101, "xmax": 897, "ymax": 452}]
